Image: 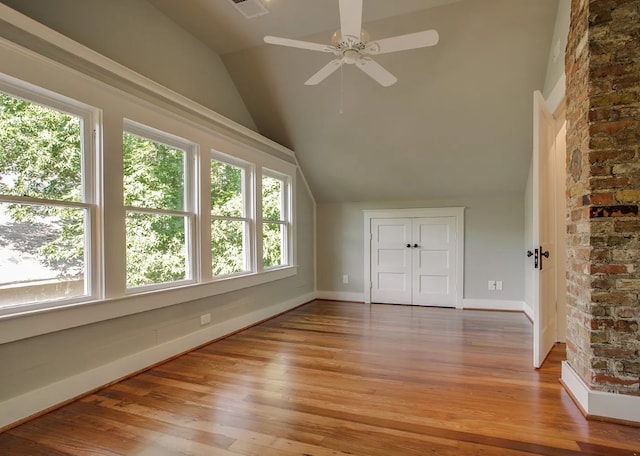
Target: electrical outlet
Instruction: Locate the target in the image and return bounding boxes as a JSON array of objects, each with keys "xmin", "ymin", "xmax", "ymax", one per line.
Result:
[
  {"xmin": 200, "ymin": 313, "xmax": 211, "ymax": 325},
  {"xmin": 342, "ymin": 274, "xmax": 349, "ymax": 284},
  {"xmin": 496, "ymin": 281, "xmax": 503, "ymax": 291},
  {"xmin": 488, "ymin": 280, "xmax": 496, "ymax": 291}
]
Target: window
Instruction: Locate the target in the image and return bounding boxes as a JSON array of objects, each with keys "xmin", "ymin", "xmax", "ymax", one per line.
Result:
[
  {"xmin": 123, "ymin": 123, "xmax": 194, "ymax": 290},
  {"xmin": 210, "ymin": 156, "xmax": 252, "ymax": 276},
  {"xmin": 0, "ymin": 72, "xmax": 296, "ymax": 325},
  {"xmin": 0, "ymin": 87, "xmax": 96, "ymax": 312},
  {"xmin": 262, "ymin": 170, "xmax": 290, "ymax": 268}
]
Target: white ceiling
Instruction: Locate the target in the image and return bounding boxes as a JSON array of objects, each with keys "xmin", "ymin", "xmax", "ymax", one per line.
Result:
[
  {"xmin": 148, "ymin": 0, "xmax": 464, "ymax": 55},
  {"xmin": 150, "ymin": 0, "xmax": 559, "ymax": 202}
]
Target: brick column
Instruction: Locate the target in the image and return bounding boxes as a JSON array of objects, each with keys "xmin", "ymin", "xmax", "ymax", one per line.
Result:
[{"xmin": 565, "ymin": 0, "xmax": 640, "ymax": 395}]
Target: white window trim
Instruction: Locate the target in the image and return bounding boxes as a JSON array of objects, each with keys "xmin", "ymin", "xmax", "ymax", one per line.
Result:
[
  {"xmin": 0, "ymin": 78, "xmax": 101, "ymax": 317},
  {"xmin": 261, "ymin": 168, "xmax": 293, "ymax": 270},
  {"xmin": 123, "ymin": 120, "xmax": 197, "ymax": 293},
  {"xmin": 210, "ymin": 152, "xmax": 254, "ymax": 278},
  {"xmin": 0, "ymin": 18, "xmax": 300, "ymax": 343}
]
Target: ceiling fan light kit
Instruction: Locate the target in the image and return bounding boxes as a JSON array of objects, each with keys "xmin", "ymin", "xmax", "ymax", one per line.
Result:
[{"xmin": 263, "ymin": 0, "xmax": 439, "ymax": 87}]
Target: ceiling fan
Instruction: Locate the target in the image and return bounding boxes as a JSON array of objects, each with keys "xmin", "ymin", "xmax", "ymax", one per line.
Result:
[{"xmin": 263, "ymin": 0, "xmax": 439, "ymax": 87}]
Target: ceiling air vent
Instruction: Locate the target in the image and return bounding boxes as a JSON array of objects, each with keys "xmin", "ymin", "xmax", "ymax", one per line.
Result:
[{"xmin": 228, "ymin": 0, "xmax": 269, "ymax": 19}]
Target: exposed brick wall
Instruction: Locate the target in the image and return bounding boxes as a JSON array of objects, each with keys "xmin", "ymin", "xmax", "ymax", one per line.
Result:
[{"xmin": 565, "ymin": 0, "xmax": 640, "ymax": 394}]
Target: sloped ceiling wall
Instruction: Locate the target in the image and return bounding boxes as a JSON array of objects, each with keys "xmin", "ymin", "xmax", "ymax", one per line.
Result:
[
  {"xmin": 0, "ymin": 0, "xmax": 258, "ymax": 130},
  {"xmin": 222, "ymin": 0, "xmax": 559, "ymax": 202},
  {"xmin": 1, "ymin": 0, "xmax": 559, "ymax": 204}
]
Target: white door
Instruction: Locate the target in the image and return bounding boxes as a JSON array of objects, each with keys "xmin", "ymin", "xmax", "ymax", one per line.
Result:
[
  {"xmin": 370, "ymin": 218, "xmax": 412, "ymax": 304},
  {"xmin": 533, "ymin": 90, "xmax": 557, "ymax": 368},
  {"xmin": 371, "ymin": 217, "xmax": 456, "ymax": 307},
  {"xmin": 412, "ymin": 217, "xmax": 457, "ymax": 306}
]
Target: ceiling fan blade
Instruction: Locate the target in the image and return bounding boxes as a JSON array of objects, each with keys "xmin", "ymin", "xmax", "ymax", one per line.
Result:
[
  {"xmin": 366, "ymin": 30, "xmax": 439, "ymax": 55},
  {"xmin": 264, "ymin": 35, "xmax": 335, "ymax": 53},
  {"xmin": 305, "ymin": 59, "xmax": 343, "ymax": 85},
  {"xmin": 339, "ymin": 0, "xmax": 363, "ymax": 41},
  {"xmin": 355, "ymin": 58, "xmax": 397, "ymax": 87}
]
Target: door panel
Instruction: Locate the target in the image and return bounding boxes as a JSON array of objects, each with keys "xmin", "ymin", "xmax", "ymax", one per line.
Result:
[
  {"xmin": 412, "ymin": 217, "xmax": 456, "ymax": 306},
  {"xmin": 371, "ymin": 217, "xmax": 456, "ymax": 306},
  {"xmin": 533, "ymin": 90, "xmax": 557, "ymax": 368},
  {"xmin": 371, "ymin": 218, "xmax": 412, "ymax": 304}
]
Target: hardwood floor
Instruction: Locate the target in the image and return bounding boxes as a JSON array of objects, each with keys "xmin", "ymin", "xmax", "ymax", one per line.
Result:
[{"xmin": 2, "ymin": 300, "xmax": 640, "ymax": 455}]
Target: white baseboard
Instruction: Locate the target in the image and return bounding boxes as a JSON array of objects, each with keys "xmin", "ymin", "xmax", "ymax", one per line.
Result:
[
  {"xmin": 462, "ymin": 299, "xmax": 525, "ymax": 312},
  {"xmin": 561, "ymin": 361, "xmax": 640, "ymax": 424},
  {"xmin": 0, "ymin": 291, "xmax": 315, "ymax": 430},
  {"xmin": 316, "ymin": 290, "xmax": 364, "ymax": 302},
  {"xmin": 523, "ymin": 302, "xmax": 534, "ymax": 322}
]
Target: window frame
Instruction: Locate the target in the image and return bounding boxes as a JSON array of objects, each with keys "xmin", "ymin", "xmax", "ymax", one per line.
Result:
[
  {"xmin": 260, "ymin": 168, "xmax": 292, "ymax": 271},
  {"xmin": 0, "ymin": 78, "xmax": 101, "ymax": 317},
  {"xmin": 0, "ymin": 40, "xmax": 299, "ymax": 340},
  {"xmin": 209, "ymin": 151, "xmax": 255, "ymax": 278},
  {"xmin": 122, "ymin": 119, "xmax": 197, "ymax": 293}
]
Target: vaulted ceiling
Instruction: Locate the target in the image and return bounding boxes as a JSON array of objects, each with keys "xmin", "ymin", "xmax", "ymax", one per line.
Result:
[
  {"xmin": 15, "ymin": 0, "xmax": 562, "ymax": 203},
  {"xmin": 180, "ymin": 0, "xmax": 558, "ymax": 202}
]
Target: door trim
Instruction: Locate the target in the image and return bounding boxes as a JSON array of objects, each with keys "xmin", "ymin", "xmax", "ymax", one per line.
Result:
[{"xmin": 363, "ymin": 207, "xmax": 464, "ymax": 308}]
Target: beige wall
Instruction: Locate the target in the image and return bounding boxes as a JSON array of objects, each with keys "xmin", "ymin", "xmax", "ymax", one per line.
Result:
[
  {"xmin": 1, "ymin": 0, "xmax": 257, "ymax": 130},
  {"xmin": 542, "ymin": 0, "xmax": 570, "ymax": 98},
  {"xmin": 317, "ymin": 196, "xmax": 525, "ymax": 302}
]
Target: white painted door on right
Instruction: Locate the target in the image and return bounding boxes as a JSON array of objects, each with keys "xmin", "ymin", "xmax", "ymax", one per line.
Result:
[
  {"xmin": 412, "ymin": 217, "xmax": 457, "ymax": 307},
  {"xmin": 371, "ymin": 217, "xmax": 456, "ymax": 306},
  {"xmin": 532, "ymin": 90, "xmax": 558, "ymax": 368}
]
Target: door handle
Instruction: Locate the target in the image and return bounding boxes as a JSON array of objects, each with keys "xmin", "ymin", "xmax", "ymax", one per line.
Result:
[
  {"xmin": 406, "ymin": 244, "xmax": 411, "ymax": 248},
  {"xmin": 540, "ymin": 247, "xmax": 549, "ymax": 271},
  {"xmin": 413, "ymin": 244, "xmax": 418, "ymax": 248}
]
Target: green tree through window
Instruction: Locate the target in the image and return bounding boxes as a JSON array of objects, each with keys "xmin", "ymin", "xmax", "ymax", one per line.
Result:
[
  {"xmin": 123, "ymin": 131, "xmax": 189, "ymax": 287},
  {"xmin": 211, "ymin": 159, "xmax": 248, "ymax": 276},
  {"xmin": 0, "ymin": 91, "xmax": 88, "ymax": 305},
  {"xmin": 262, "ymin": 174, "xmax": 287, "ymax": 268}
]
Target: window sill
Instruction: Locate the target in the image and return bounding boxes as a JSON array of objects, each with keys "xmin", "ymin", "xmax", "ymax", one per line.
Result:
[{"xmin": 0, "ymin": 266, "xmax": 298, "ymax": 344}]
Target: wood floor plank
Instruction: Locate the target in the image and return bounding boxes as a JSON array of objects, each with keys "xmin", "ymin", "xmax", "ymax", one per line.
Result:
[{"xmin": 2, "ymin": 300, "xmax": 640, "ymax": 455}]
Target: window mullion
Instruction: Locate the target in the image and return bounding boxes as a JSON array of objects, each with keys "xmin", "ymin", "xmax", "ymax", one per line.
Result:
[
  {"xmin": 125, "ymin": 206, "xmax": 189, "ymax": 217},
  {"xmin": 255, "ymin": 169, "xmax": 264, "ymax": 273}
]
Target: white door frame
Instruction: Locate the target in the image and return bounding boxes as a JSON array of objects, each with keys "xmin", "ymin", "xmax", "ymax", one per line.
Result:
[{"xmin": 364, "ymin": 207, "xmax": 465, "ymax": 308}]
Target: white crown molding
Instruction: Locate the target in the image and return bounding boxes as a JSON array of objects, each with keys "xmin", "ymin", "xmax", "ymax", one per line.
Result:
[
  {"xmin": 561, "ymin": 361, "xmax": 640, "ymax": 424},
  {"xmin": 0, "ymin": 291, "xmax": 315, "ymax": 431}
]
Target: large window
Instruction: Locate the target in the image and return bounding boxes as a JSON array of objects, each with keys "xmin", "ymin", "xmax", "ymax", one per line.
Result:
[
  {"xmin": 123, "ymin": 124, "xmax": 193, "ymax": 290},
  {"xmin": 0, "ymin": 73, "xmax": 296, "ymax": 323},
  {"xmin": 262, "ymin": 170, "xmax": 290, "ymax": 268},
  {"xmin": 0, "ymin": 87, "xmax": 96, "ymax": 312},
  {"xmin": 210, "ymin": 155, "xmax": 252, "ymax": 277}
]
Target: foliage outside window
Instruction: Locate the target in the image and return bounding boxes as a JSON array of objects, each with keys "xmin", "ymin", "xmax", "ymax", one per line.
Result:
[
  {"xmin": 211, "ymin": 157, "xmax": 251, "ymax": 276},
  {"xmin": 0, "ymin": 90, "xmax": 92, "ymax": 310},
  {"xmin": 0, "ymin": 76, "xmax": 296, "ymax": 318},
  {"xmin": 262, "ymin": 172, "xmax": 289, "ymax": 268},
  {"xmin": 123, "ymin": 128, "xmax": 192, "ymax": 288}
]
